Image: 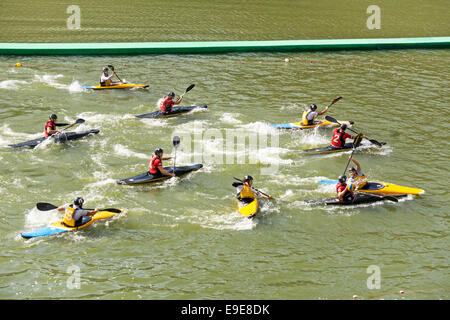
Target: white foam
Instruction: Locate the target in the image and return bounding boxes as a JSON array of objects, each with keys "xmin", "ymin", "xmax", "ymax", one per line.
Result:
[
  {"xmin": 0, "ymin": 79, "xmax": 28, "ymax": 90},
  {"xmin": 34, "ymin": 74, "xmax": 66, "ymax": 89},
  {"xmin": 113, "ymin": 144, "xmax": 149, "ymax": 159},
  {"xmin": 221, "ymin": 112, "xmax": 242, "ymax": 124}
]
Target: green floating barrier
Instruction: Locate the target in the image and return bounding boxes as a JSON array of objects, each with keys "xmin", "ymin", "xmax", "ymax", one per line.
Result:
[{"xmin": 0, "ymin": 37, "xmax": 449, "ymax": 55}]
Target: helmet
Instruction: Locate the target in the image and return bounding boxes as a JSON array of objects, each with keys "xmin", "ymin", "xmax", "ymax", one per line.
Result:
[
  {"xmin": 349, "ymin": 166, "xmax": 356, "ymax": 172},
  {"xmin": 50, "ymin": 114, "xmax": 57, "ymax": 119},
  {"xmin": 347, "ymin": 183, "xmax": 356, "ymax": 192},
  {"xmin": 338, "ymin": 175, "xmax": 347, "ymax": 183},
  {"xmin": 310, "ymin": 104, "xmax": 317, "ymax": 111},
  {"xmin": 154, "ymin": 148, "xmax": 163, "ymax": 155},
  {"xmin": 74, "ymin": 197, "xmax": 84, "ymax": 206},
  {"xmin": 103, "ymin": 67, "xmax": 109, "ymax": 72},
  {"xmin": 340, "ymin": 124, "xmax": 347, "ymax": 131},
  {"xmin": 243, "ymin": 175, "xmax": 253, "ymax": 182},
  {"xmin": 168, "ymin": 91, "xmax": 175, "ymax": 97}
]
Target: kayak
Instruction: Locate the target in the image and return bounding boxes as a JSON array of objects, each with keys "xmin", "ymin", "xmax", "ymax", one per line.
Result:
[
  {"xmin": 301, "ymin": 142, "xmax": 385, "ymax": 155},
  {"xmin": 237, "ymin": 198, "xmax": 259, "ymax": 218},
  {"xmin": 8, "ymin": 130, "xmax": 100, "ymax": 148},
  {"xmin": 116, "ymin": 164, "xmax": 203, "ymax": 185},
  {"xmin": 270, "ymin": 119, "xmax": 354, "ymax": 129},
  {"xmin": 136, "ymin": 105, "xmax": 208, "ymax": 119},
  {"xmin": 304, "ymin": 194, "xmax": 407, "ymax": 206},
  {"xmin": 21, "ymin": 209, "xmax": 122, "ymax": 239},
  {"xmin": 82, "ymin": 83, "xmax": 149, "ymax": 90},
  {"xmin": 317, "ymin": 180, "xmax": 425, "ymax": 195}
]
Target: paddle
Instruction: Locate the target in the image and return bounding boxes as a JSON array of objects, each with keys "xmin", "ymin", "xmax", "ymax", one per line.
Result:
[
  {"xmin": 172, "ymin": 136, "xmax": 180, "ymax": 175},
  {"xmin": 182, "ymin": 84, "xmax": 195, "ymax": 96},
  {"xmin": 107, "ymin": 65, "xmax": 123, "ymax": 83},
  {"xmin": 325, "ymin": 116, "xmax": 383, "ymax": 148},
  {"xmin": 326, "ymin": 96, "xmax": 343, "ymax": 109},
  {"xmin": 233, "ymin": 177, "xmax": 273, "ymax": 199},
  {"xmin": 60, "ymin": 118, "xmax": 85, "ymax": 133},
  {"xmin": 355, "ymin": 191, "xmax": 399, "ymax": 203},
  {"xmin": 36, "ymin": 202, "xmax": 121, "ymax": 213}
]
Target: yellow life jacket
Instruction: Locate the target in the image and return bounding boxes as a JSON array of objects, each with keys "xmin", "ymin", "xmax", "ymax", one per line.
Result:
[
  {"xmin": 63, "ymin": 205, "xmax": 77, "ymax": 227},
  {"xmin": 301, "ymin": 110, "xmax": 314, "ymax": 125},
  {"xmin": 240, "ymin": 185, "xmax": 256, "ymax": 199},
  {"xmin": 350, "ymin": 172, "xmax": 368, "ymax": 190}
]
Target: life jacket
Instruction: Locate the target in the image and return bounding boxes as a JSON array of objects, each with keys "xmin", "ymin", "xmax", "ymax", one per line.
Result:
[
  {"xmin": 349, "ymin": 171, "xmax": 368, "ymax": 190},
  {"xmin": 336, "ymin": 182, "xmax": 354, "ymax": 202},
  {"xmin": 331, "ymin": 129, "xmax": 347, "ymax": 147},
  {"xmin": 44, "ymin": 120, "xmax": 56, "ymax": 138},
  {"xmin": 99, "ymin": 76, "xmax": 111, "ymax": 86},
  {"xmin": 160, "ymin": 97, "xmax": 174, "ymax": 113},
  {"xmin": 301, "ymin": 110, "xmax": 315, "ymax": 125},
  {"xmin": 239, "ymin": 185, "xmax": 256, "ymax": 200},
  {"xmin": 63, "ymin": 204, "xmax": 77, "ymax": 227},
  {"xmin": 149, "ymin": 155, "xmax": 161, "ymax": 175}
]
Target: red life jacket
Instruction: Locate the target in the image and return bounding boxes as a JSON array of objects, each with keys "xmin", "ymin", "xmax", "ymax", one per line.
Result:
[
  {"xmin": 336, "ymin": 182, "xmax": 354, "ymax": 201},
  {"xmin": 149, "ymin": 155, "xmax": 162, "ymax": 174},
  {"xmin": 44, "ymin": 120, "xmax": 56, "ymax": 138},
  {"xmin": 331, "ymin": 128, "xmax": 352, "ymax": 147},
  {"xmin": 160, "ymin": 97, "xmax": 175, "ymax": 113}
]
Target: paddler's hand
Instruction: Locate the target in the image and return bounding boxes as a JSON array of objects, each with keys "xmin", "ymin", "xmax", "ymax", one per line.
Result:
[
  {"xmin": 170, "ymin": 173, "xmax": 176, "ymax": 177},
  {"xmin": 268, "ymin": 195, "xmax": 273, "ymax": 200}
]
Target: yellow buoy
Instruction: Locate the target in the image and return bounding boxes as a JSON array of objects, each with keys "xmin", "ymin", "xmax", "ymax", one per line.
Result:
[{"xmin": 15, "ymin": 62, "xmax": 22, "ymax": 67}]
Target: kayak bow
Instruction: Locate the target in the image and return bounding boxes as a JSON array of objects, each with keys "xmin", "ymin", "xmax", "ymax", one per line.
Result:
[{"xmin": 237, "ymin": 198, "xmax": 259, "ymax": 218}]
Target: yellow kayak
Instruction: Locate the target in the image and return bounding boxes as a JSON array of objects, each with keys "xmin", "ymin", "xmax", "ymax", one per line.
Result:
[
  {"xmin": 21, "ymin": 209, "xmax": 123, "ymax": 238},
  {"xmin": 357, "ymin": 181, "xmax": 425, "ymax": 195},
  {"xmin": 82, "ymin": 83, "xmax": 149, "ymax": 90},
  {"xmin": 238, "ymin": 198, "xmax": 259, "ymax": 218},
  {"xmin": 270, "ymin": 119, "xmax": 353, "ymax": 129}
]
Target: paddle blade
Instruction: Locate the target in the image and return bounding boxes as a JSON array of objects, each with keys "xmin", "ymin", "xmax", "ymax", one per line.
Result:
[
  {"xmin": 107, "ymin": 65, "xmax": 115, "ymax": 71},
  {"xmin": 331, "ymin": 96, "xmax": 342, "ymax": 105},
  {"xmin": 185, "ymin": 84, "xmax": 195, "ymax": 94},
  {"xmin": 36, "ymin": 202, "xmax": 58, "ymax": 211},
  {"xmin": 368, "ymin": 139, "xmax": 383, "ymax": 148},
  {"xmin": 75, "ymin": 118, "xmax": 85, "ymax": 124},
  {"xmin": 317, "ymin": 180, "xmax": 338, "ymax": 184},
  {"xmin": 325, "ymin": 115, "xmax": 339, "ymax": 124},
  {"xmin": 172, "ymin": 136, "xmax": 180, "ymax": 148}
]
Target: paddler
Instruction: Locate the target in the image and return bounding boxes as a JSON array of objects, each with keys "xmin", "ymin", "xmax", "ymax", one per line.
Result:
[
  {"xmin": 336, "ymin": 175, "xmax": 355, "ymax": 202},
  {"xmin": 44, "ymin": 114, "xmax": 74, "ymax": 138},
  {"xmin": 57, "ymin": 197, "xmax": 98, "ymax": 227},
  {"xmin": 159, "ymin": 91, "xmax": 184, "ymax": 114},
  {"xmin": 100, "ymin": 67, "xmax": 120, "ymax": 86},
  {"xmin": 301, "ymin": 103, "xmax": 329, "ymax": 126},
  {"xmin": 149, "ymin": 148, "xmax": 175, "ymax": 178},
  {"xmin": 347, "ymin": 156, "xmax": 368, "ymax": 190},
  {"xmin": 331, "ymin": 124, "xmax": 363, "ymax": 148},
  {"xmin": 235, "ymin": 175, "xmax": 273, "ymax": 202}
]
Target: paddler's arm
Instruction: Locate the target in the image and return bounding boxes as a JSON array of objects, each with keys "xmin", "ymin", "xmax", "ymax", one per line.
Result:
[
  {"xmin": 159, "ymin": 166, "xmax": 176, "ymax": 177},
  {"xmin": 46, "ymin": 127, "xmax": 61, "ymax": 136},
  {"xmin": 174, "ymin": 95, "xmax": 184, "ymax": 105},
  {"xmin": 161, "ymin": 156, "xmax": 174, "ymax": 160},
  {"xmin": 86, "ymin": 208, "xmax": 99, "ymax": 216},
  {"xmin": 253, "ymin": 187, "xmax": 273, "ymax": 200},
  {"xmin": 349, "ymin": 155, "xmax": 361, "ymax": 171},
  {"xmin": 317, "ymin": 105, "xmax": 329, "ymax": 116}
]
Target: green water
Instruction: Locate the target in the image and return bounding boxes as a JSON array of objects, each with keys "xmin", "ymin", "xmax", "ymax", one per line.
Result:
[
  {"xmin": 1, "ymin": 0, "xmax": 449, "ymax": 42},
  {"xmin": 0, "ymin": 1, "xmax": 449, "ymax": 300}
]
